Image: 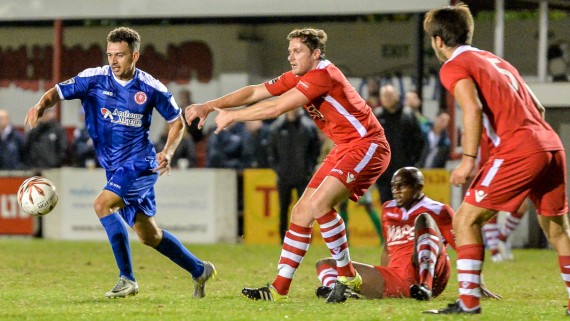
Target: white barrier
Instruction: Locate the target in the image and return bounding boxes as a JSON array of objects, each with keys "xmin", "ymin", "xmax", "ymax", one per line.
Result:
[{"xmin": 42, "ymin": 168, "xmax": 237, "ymax": 243}]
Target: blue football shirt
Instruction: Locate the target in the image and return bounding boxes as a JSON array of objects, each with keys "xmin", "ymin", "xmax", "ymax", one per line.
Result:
[{"xmin": 56, "ymin": 66, "xmax": 181, "ymax": 171}]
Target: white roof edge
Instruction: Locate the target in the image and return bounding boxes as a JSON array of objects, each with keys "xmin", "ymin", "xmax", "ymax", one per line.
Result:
[{"xmin": 0, "ymin": 0, "xmax": 449, "ymax": 21}]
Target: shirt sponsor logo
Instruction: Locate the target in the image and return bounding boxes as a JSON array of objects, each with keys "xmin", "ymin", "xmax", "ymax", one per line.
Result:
[
  {"xmin": 298, "ymin": 81, "xmax": 309, "ymax": 89},
  {"xmin": 134, "ymin": 91, "xmax": 147, "ymax": 105},
  {"xmin": 474, "ymin": 190, "xmax": 487, "ymax": 203},
  {"xmin": 100, "ymin": 108, "xmax": 143, "ymax": 127},
  {"xmin": 102, "ymin": 90, "xmax": 114, "ymax": 96},
  {"xmin": 386, "ymin": 224, "xmax": 414, "ymax": 245},
  {"xmin": 101, "ymin": 108, "xmax": 113, "ymax": 119},
  {"xmin": 305, "ymin": 104, "xmax": 325, "ymax": 121}
]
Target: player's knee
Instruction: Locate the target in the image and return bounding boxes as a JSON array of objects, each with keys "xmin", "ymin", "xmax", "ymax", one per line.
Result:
[
  {"xmin": 415, "ymin": 213, "xmax": 428, "ymax": 227},
  {"xmin": 290, "ymin": 201, "xmax": 311, "ymax": 221},
  {"xmin": 415, "ymin": 212, "xmax": 435, "ymax": 229},
  {"xmin": 308, "ymin": 197, "xmax": 330, "ymax": 218},
  {"xmin": 92, "ymin": 198, "xmax": 108, "ymax": 217}
]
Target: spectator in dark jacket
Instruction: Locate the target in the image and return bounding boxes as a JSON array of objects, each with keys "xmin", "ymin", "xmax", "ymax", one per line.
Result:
[
  {"xmin": 0, "ymin": 109, "xmax": 26, "ymax": 169},
  {"xmin": 243, "ymin": 120, "xmax": 271, "ymax": 168},
  {"xmin": 71, "ymin": 126, "xmax": 99, "ymax": 168},
  {"xmin": 375, "ymin": 84, "xmax": 425, "ymax": 203},
  {"xmin": 268, "ymin": 109, "xmax": 321, "ymax": 242},
  {"xmin": 206, "ymin": 121, "xmax": 249, "ymax": 170},
  {"xmin": 24, "ymin": 108, "xmax": 67, "ymax": 169}
]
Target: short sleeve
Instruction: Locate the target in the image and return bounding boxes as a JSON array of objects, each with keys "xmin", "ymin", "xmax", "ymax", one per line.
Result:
[
  {"xmin": 56, "ymin": 74, "xmax": 91, "ymax": 101},
  {"xmin": 296, "ymin": 69, "xmax": 332, "ymax": 101},
  {"xmin": 440, "ymin": 60, "xmax": 471, "ymax": 94},
  {"xmin": 155, "ymin": 90, "xmax": 181, "ymax": 123},
  {"xmin": 264, "ymin": 71, "xmax": 298, "ymax": 96}
]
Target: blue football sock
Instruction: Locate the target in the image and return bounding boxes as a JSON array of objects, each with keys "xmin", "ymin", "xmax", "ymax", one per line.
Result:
[
  {"xmin": 155, "ymin": 230, "xmax": 204, "ymax": 278},
  {"xmin": 100, "ymin": 213, "xmax": 135, "ymax": 281}
]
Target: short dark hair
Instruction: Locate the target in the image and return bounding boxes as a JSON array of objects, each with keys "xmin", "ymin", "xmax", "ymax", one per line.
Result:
[
  {"xmin": 287, "ymin": 28, "xmax": 327, "ymax": 59},
  {"xmin": 424, "ymin": 2, "xmax": 474, "ymax": 47},
  {"xmin": 107, "ymin": 27, "xmax": 141, "ymax": 53},
  {"xmin": 392, "ymin": 167, "xmax": 425, "ymax": 187}
]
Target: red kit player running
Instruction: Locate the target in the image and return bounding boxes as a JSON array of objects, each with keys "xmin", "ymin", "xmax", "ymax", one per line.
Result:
[
  {"xmin": 185, "ymin": 28, "xmax": 391, "ymax": 303},
  {"xmin": 424, "ymin": 3, "xmax": 570, "ymax": 315}
]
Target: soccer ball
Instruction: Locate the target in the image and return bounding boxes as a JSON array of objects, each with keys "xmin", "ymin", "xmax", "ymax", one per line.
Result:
[{"xmin": 17, "ymin": 176, "xmax": 59, "ymax": 216}]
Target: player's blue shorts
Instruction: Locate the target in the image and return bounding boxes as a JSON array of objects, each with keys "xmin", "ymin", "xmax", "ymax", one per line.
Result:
[{"xmin": 104, "ymin": 157, "xmax": 158, "ymax": 227}]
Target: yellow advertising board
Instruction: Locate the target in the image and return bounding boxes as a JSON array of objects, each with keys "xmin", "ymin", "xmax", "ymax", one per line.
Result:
[
  {"xmin": 422, "ymin": 169, "xmax": 451, "ymax": 205},
  {"xmin": 243, "ymin": 168, "xmax": 450, "ymax": 246}
]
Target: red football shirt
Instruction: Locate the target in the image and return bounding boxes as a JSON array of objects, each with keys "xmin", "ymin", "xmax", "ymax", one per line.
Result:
[
  {"xmin": 440, "ymin": 46, "xmax": 563, "ymax": 157},
  {"xmin": 382, "ymin": 196, "xmax": 456, "ymax": 270},
  {"xmin": 264, "ymin": 60, "xmax": 384, "ymax": 145}
]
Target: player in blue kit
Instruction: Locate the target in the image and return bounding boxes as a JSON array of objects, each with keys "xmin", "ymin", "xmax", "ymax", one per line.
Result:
[{"xmin": 24, "ymin": 27, "xmax": 216, "ymax": 299}]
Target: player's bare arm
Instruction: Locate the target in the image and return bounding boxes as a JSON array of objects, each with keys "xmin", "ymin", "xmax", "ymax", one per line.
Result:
[
  {"xmin": 154, "ymin": 115, "xmax": 185, "ymax": 176},
  {"xmin": 213, "ymin": 88, "xmax": 309, "ymax": 134},
  {"xmin": 450, "ymin": 78, "xmax": 482, "ymax": 186},
  {"xmin": 25, "ymin": 87, "xmax": 61, "ymax": 129},
  {"xmin": 184, "ymin": 84, "xmax": 273, "ymax": 129}
]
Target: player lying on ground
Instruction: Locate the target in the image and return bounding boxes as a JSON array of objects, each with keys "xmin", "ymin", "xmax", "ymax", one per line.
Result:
[{"xmin": 315, "ymin": 167, "xmax": 500, "ymax": 302}]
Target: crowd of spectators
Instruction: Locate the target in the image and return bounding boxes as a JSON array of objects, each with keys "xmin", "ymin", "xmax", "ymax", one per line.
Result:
[{"xmin": 1, "ymin": 86, "xmax": 453, "ymax": 175}]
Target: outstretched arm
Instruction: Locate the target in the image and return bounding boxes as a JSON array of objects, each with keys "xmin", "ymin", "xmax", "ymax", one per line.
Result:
[
  {"xmin": 184, "ymin": 84, "xmax": 273, "ymax": 130},
  {"xmin": 25, "ymin": 87, "xmax": 61, "ymax": 129},
  {"xmin": 213, "ymin": 88, "xmax": 309, "ymax": 134}
]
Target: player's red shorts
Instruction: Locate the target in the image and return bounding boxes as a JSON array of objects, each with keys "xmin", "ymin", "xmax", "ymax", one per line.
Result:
[
  {"xmin": 308, "ymin": 138, "xmax": 390, "ymax": 202},
  {"xmin": 375, "ymin": 247, "xmax": 451, "ymax": 298},
  {"xmin": 466, "ymin": 150, "xmax": 568, "ymax": 216}
]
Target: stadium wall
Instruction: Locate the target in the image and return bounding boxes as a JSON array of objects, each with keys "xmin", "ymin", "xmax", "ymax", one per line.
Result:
[
  {"xmin": 1, "ymin": 17, "xmax": 569, "ymax": 136},
  {"xmin": 35, "ymin": 168, "xmax": 237, "ymax": 243}
]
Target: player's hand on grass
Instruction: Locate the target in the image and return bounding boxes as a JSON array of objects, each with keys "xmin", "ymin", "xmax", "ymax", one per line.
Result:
[
  {"xmin": 213, "ymin": 107, "xmax": 234, "ymax": 134},
  {"xmin": 154, "ymin": 151, "xmax": 172, "ymax": 176},
  {"xmin": 480, "ymin": 274, "xmax": 502, "ymax": 300},
  {"xmin": 185, "ymin": 103, "xmax": 211, "ymax": 130}
]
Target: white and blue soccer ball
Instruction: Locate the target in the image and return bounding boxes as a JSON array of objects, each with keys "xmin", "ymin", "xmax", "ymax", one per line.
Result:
[{"xmin": 17, "ymin": 176, "xmax": 59, "ymax": 216}]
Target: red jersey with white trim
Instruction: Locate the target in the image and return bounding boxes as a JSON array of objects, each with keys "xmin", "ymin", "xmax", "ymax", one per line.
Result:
[
  {"xmin": 382, "ymin": 196, "xmax": 456, "ymax": 270},
  {"xmin": 264, "ymin": 60, "xmax": 384, "ymax": 145},
  {"xmin": 440, "ymin": 46, "xmax": 563, "ymax": 157}
]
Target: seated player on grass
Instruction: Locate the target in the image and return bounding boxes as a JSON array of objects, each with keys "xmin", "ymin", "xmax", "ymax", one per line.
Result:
[{"xmin": 314, "ymin": 167, "xmax": 499, "ymax": 302}]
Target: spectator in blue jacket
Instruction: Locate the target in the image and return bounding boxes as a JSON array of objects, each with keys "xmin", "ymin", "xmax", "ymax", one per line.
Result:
[{"xmin": 0, "ymin": 109, "xmax": 26, "ymax": 169}]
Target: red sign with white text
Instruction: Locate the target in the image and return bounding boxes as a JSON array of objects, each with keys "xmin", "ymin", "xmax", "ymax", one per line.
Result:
[{"xmin": 0, "ymin": 177, "xmax": 35, "ymax": 235}]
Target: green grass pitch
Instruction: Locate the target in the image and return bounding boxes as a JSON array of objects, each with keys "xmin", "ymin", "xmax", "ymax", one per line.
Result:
[{"xmin": 0, "ymin": 239, "xmax": 567, "ymax": 320}]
